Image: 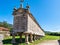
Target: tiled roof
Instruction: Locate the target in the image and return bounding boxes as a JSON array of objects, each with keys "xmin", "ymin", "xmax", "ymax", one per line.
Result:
[{"xmin": 0, "ymin": 27, "xmax": 9, "ymax": 31}]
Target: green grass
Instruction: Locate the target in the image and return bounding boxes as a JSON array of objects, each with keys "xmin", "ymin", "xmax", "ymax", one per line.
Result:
[
  {"xmin": 42, "ymin": 35, "xmax": 59, "ymax": 40},
  {"xmin": 3, "ymin": 35, "xmax": 60, "ymax": 45},
  {"xmin": 30, "ymin": 35, "xmax": 60, "ymax": 45}
]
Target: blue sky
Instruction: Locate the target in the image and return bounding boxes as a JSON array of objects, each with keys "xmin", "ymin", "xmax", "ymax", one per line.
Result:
[{"xmin": 0, "ymin": 0, "xmax": 60, "ymax": 32}]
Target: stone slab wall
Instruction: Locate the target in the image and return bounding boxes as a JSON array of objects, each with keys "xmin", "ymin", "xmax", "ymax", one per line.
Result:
[
  {"xmin": 13, "ymin": 14, "xmax": 27, "ymax": 32},
  {"xmin": 13, "ymin": 13, "xmax": 45, "ymax": 36},
  {"xmin": 27, "ymin": 15, "xmax": 45, "ymax": 36}
]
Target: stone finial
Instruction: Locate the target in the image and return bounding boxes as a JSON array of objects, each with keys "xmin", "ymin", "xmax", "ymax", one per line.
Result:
[
  {"xmin": 26, "ymin": 3, "xmax": 30, "ymax": 10},
  {"xmin": 13, "ymin": 7, "xmax": 17, "ymax": 11},
  {"xmin": 20, "ymin": 0, "xmax": 24, "ymax": 8}
]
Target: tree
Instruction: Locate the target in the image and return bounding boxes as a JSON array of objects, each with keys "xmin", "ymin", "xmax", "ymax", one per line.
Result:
[{"xmin": 0, "ymin": 21, "xmax": 13, "ymax": 30}]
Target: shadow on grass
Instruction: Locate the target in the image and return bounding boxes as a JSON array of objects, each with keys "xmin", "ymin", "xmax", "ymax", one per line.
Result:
[
  {"xmin": 58, "ymin": 40, "xmax": 60, "ymax": 45},
  {"xmin": 3, "ymin": 38, "xmax": 25, "ymax": 44}
]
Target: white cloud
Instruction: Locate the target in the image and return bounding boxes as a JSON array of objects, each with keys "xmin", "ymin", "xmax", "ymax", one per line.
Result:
[{"xmin": 45, "ymin": 29, "xmax": 60, "ymax": 32}]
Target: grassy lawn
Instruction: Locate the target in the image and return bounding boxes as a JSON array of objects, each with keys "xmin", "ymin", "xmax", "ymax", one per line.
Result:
[
  {"xmin": 3, "ymin": 35, "xmax": 60, "ymax": 45},
  {"xmin": 42, "ymin": 35, "xmax": 59, "ymax": 40},
  {"xmin": 30, "ymin": 35, "xmax": 60, "ymax": 45}
]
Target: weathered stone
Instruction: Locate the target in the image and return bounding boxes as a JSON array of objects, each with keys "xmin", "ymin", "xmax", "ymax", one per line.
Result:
[
  {"xmin": 12, "ymin": 0, "xmax": 45, "ymax": 44},
  {"xmin": 11, "ymin": 32, "xmax": 16, "ymax": 44},
  {"xmin": 20, "ymin": 33, "xmax": 22, "ymax": 43},
  {"xmin": 30, "ymin": 34, "xmax": 33, "ymax": 43},
  {"xmin": 25, "ymin": 34, "xmax": 29, "ymax": 44},
  {"xmin": 13, "ymin": 10, "xmax": 45, "ymax": 36}
]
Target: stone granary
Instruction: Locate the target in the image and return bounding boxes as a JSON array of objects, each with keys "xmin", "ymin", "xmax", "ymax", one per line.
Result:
[{"xmin": 11, "ymin": 0, "xmax": 45, "ymax": 44}]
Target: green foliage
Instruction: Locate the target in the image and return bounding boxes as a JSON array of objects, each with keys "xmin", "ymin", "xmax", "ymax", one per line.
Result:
[
  {"xmin": 45, "ymin": 31, "xmax": 60, "ymax": 36},
  {"xmin": 0, "ymin": 21, "xmax": 13, "ymax": 30}
]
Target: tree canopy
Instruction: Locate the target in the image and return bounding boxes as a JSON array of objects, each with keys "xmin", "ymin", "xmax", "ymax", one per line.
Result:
[{"xmin": 0, "ymin": 21, "xmax": 13, "ymax": 30}]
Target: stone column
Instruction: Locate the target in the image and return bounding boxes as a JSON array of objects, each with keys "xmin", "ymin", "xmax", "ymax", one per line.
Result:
[
  {"xmin": 36, "ymin": 35, "xmax": 38, "ymax": 40},
  {"xmin": 30, "ymin": 34, "xmax": 33, "ymax": 43},
  {"xmin": 11, "ymin": 32, "xmax": 16, "ymax": 44},
  {"xmin": 20, "ymin": 34, "xmax": 22, "ymax": 43},
  {"xmin": 38, "ymin": 36, "xmax": 40, "ymax": 40},
  {"xmin": 37, "ymin": 36, "xmax": 39, "ymax": 40},
  {"xmin": 34, "ymin": 35, "xmax": 36, "ymax": 41},
  {"xmin": 38, "ymin": 35, "xmax": 39, "ymax": 40},
  {"xmin": 25, "ymin": 34, "xmax": 29, "ymax": 44},
  {"xmin": 35, "ymin": 35, "xmax": 37, "ymax": 40},
  {"xmin": 33, "ymin": 35, "xmax": 35, "ymax": 41}
]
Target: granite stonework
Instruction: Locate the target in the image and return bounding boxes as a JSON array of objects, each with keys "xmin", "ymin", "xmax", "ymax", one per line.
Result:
[
  {"xmin": 11, "ymin": 0, "xmax": 45, "ymax": 44},
  {"xmin": 13, "ymin": 14, "xmax": 27, "ymax": 32},
  {"xmin": 27, "ymin": 15, "xmax": 45, "ymax": 36},
  {"xmin": 13, "ymin": 11, "xmax": 45, "ymax": 36}
]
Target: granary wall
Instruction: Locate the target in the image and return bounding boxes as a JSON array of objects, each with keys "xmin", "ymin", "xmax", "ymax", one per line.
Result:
[
  {"xmin": 13, "ymin": 13, "xmax": 45, "ymax": 36},
  {"xmin": 13, "ymin": 14, "xmax": 27, "ymax": 32},
  {"xmin": 27, "ymin": 15, "xmax": 45, "ymax": 36}
]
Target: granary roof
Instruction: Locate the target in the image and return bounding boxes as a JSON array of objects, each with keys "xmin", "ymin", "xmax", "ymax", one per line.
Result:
[{"xmin": 12, "ymin": 7, "xmax": 30, "ymax": 15}]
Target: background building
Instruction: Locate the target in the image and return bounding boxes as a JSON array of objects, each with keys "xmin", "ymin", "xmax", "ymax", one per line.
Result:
[{"xmin": 0, "ymin": 27, "xmax": 10, "ymax": 36}]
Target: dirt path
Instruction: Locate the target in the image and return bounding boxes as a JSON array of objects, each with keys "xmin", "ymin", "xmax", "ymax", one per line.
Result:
[{"xmin": 37, "ymin": 40, "xmax": 59, "ymax": 45}]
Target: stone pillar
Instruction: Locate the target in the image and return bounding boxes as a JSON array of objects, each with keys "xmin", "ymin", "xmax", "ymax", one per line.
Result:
[
  {"xmin": 38, "ymin": 36, "xmax": 39, "ymax": 40},
  {"xmin": 33, "ymin": 35, "xmax": 35, "ymax": 41},
  {"xmin": 20, "ymin": 34, "xmax": 22, "ymax": 43},
  {"xmin": 38, "ymin": 36, "xmax": 40, "ymax": 40},
  {"xmin": 36, "ymin": 35, "xmax": 38, "ymax": 40},
  {"xmin": 35, "ymin": 35, "xmax": 37, "ymax": 40},
  {"xmin": 37, "ymin": 35, "xmax": 39, "ymax": 40},
  {"xmin": 34, "ymin": 35, "xmax": 36, "ymax": 41},
  {"xmin": 30, "ymin": 34, "xmax": 33, "ymax": 43},
  {"xmin": 11, "ymin": 32, "xmax": 16, "ymax": 44},
  {"xmin": 25, "ymin": 34, "xmax": 29, "ymax": 44}
]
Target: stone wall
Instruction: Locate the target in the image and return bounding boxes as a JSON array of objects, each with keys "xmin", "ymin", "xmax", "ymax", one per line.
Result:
[
  {"xmin": 13, "ymin": 13, "xmax": 45, "ymax": 36},
  {"xmin": 0, "ymin": 31, "xmax": 10, "ymax": 37},
  {"xmin": 13, "ymin": 14, "xmax": 27, "ymax": 32},
  {"xmin": 27, "ymin": 15, "xmax": 45, "ymax": 36}
]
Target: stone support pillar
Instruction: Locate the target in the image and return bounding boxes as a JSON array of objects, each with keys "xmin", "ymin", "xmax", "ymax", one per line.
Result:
[
  {"xmin": 30, "ymin": 34, "xmax": 33, "ymax": 43},
  {"xmin": 20, "ymin": 33, "xmax": 22, "ymax": 43},
  {"xmin": 36, "ymin": 35, "xmax": 37, "ymax": 40},
  {"xmin": 37, "ymin": 36, "xmax": 39, "ymax": 40},
  {"xmin": 36, "ymin": 36, "xmax": 38, "ymax": 40},
  {"xmin": 38, "ymin": 36, "xmax": 40, "ymax": 39},
  {"xmin": 11, "ymin": 32, "xmax": 16, "ymax": 44},
  {"xmin": 25, "ymin": 34, "xmax": 29, "ymax": 44},
  {"xmin": 33, "ymin": 35, "xmax": 35, "ymax": 41},
  {"xmin": 38, "ymin": 36, "xmax": 39, "ymax": 40},
  {"xmin": 36, "ymin": 35, "xmax": 38, "ymax": 40},
  {"xmin": 34, "ymin": 35, "xmax": 36, "ymax": 41}
]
